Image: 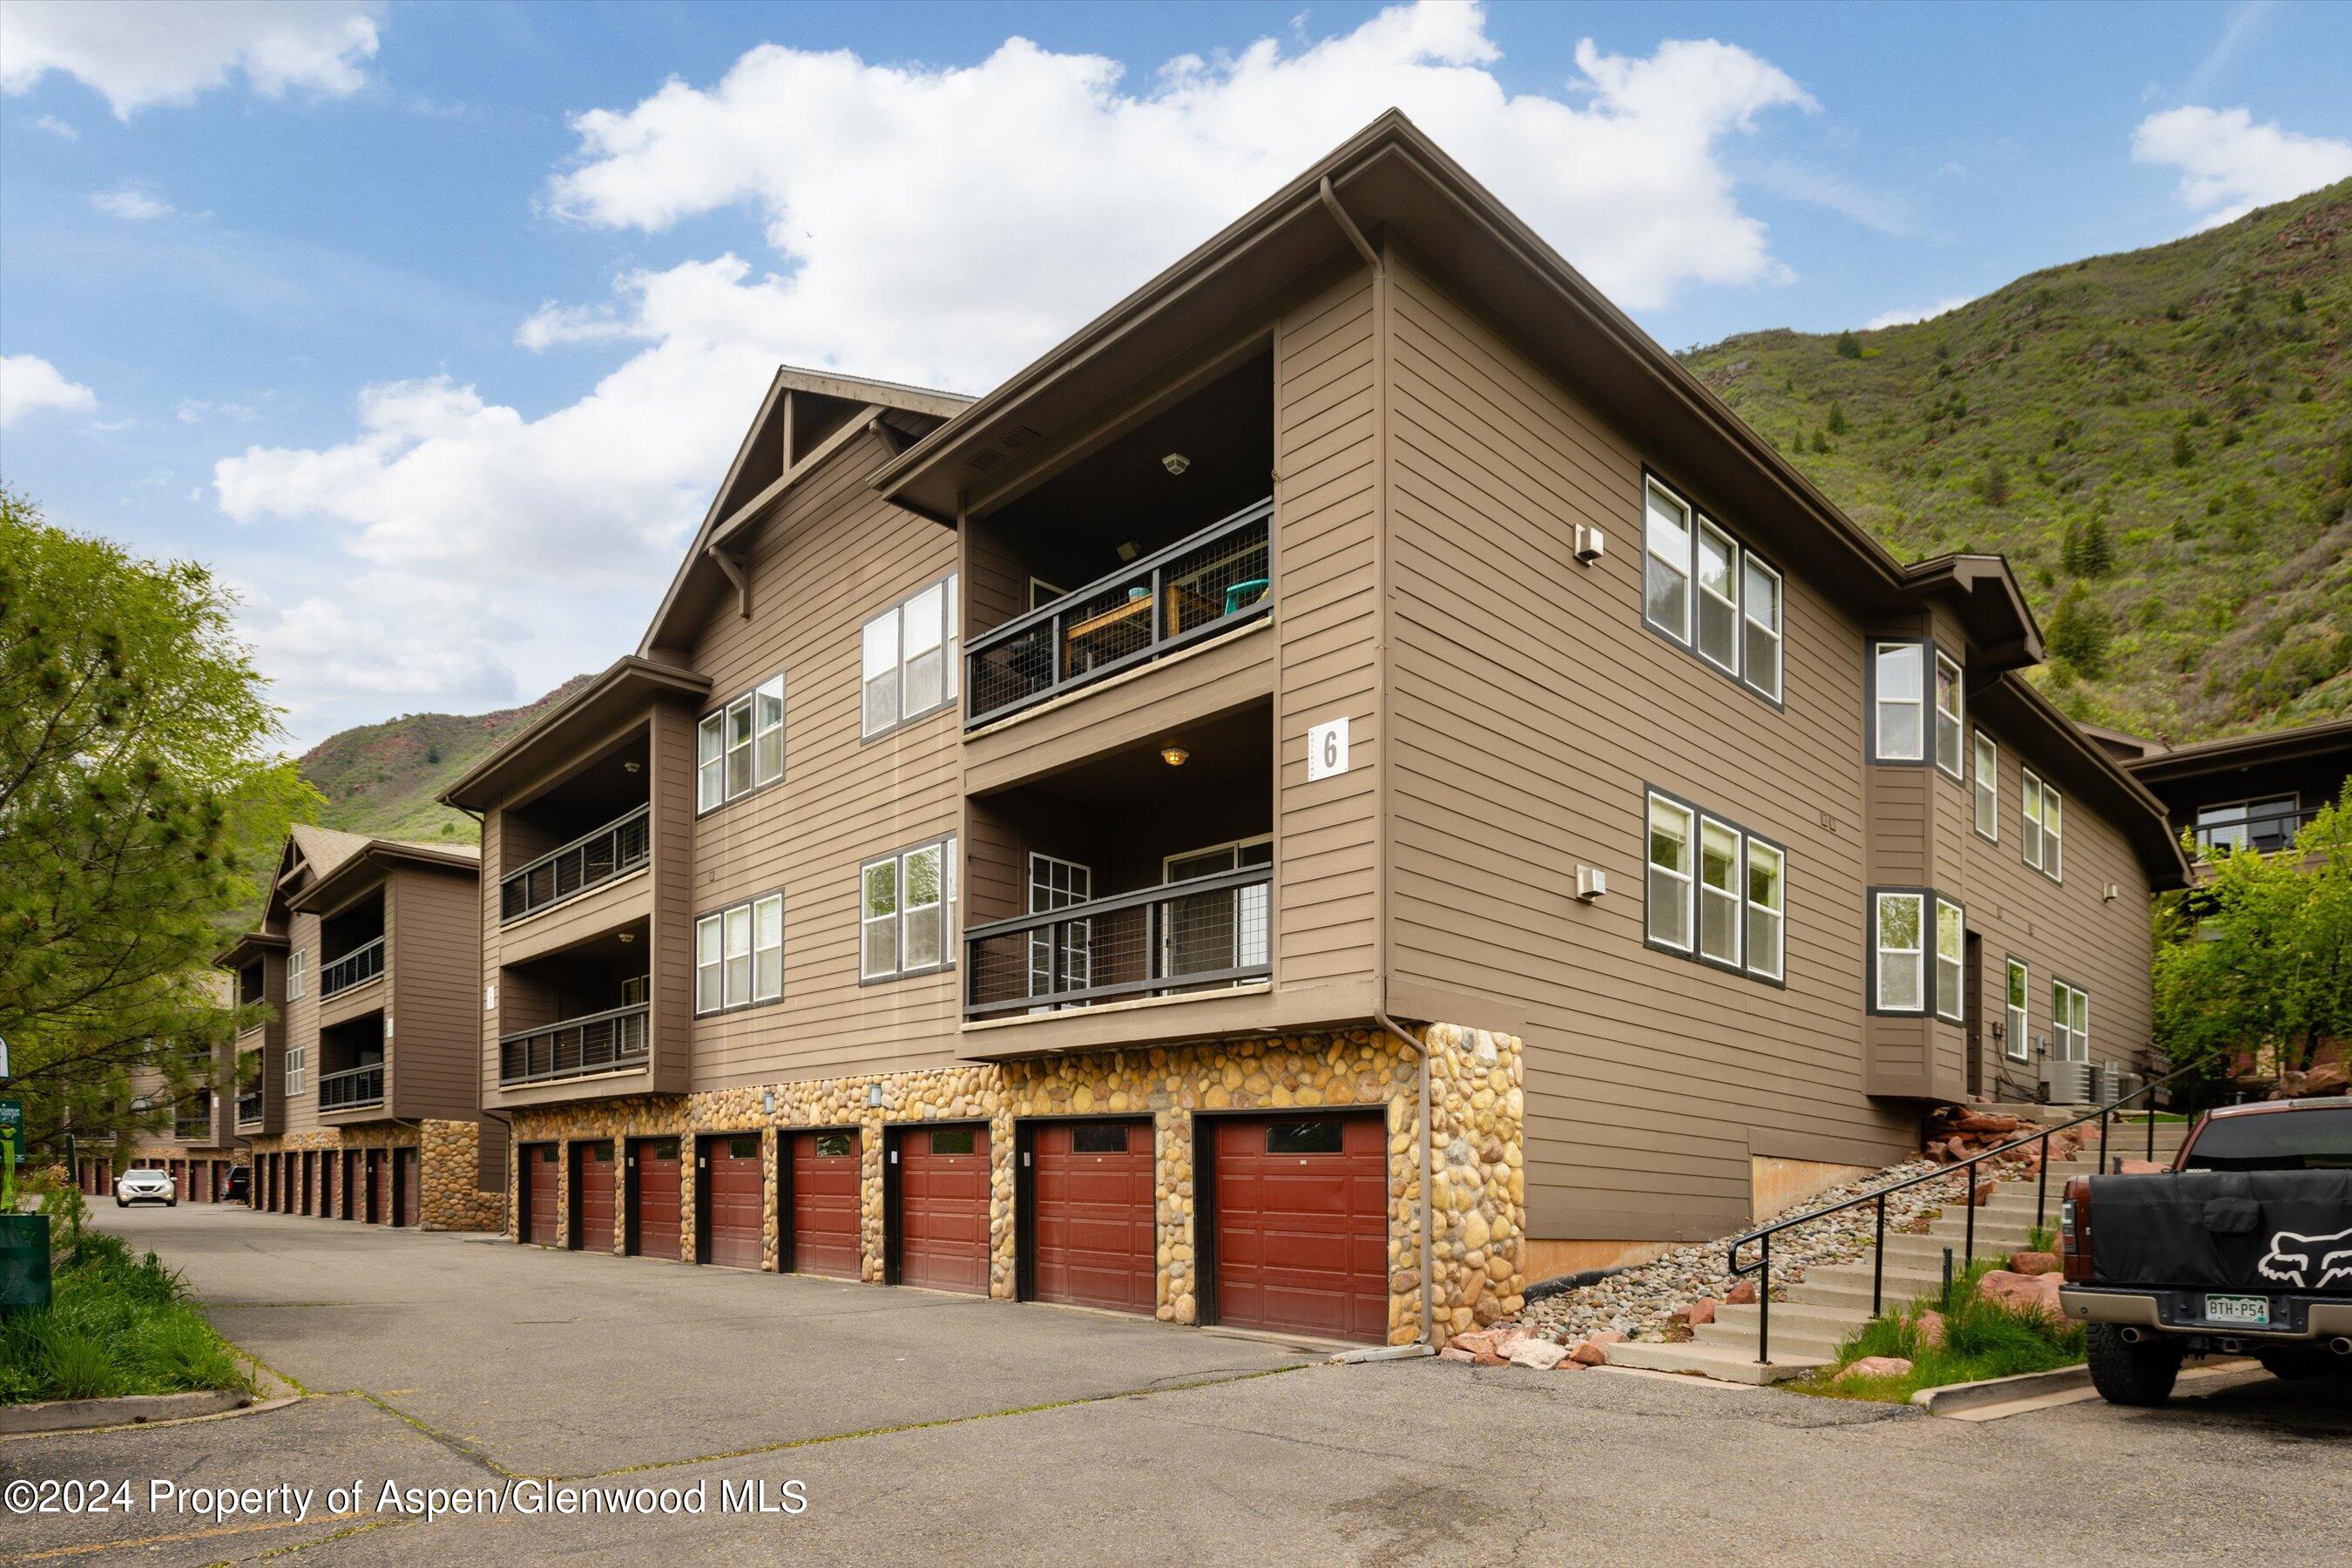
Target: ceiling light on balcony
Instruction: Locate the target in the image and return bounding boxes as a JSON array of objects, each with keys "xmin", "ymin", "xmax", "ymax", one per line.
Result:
[
  {"xmin": 1162, "ymin": 451, "xmax": 1191, "ymax": 476},
  {"xmin": 1161, "ymin": 746, "xmax": 1190, "ymax": 767},
  {"xmin": 617, "ymin": 931, "xmax": 636, "ymax": 943},
  {"xmin": 624, "ymin": 760, "xmax": 640, "ymax": 774}
]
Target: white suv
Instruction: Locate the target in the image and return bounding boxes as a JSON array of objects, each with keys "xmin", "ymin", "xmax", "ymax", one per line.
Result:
[{"xmin": 114, "ymin": 1168, "xmax": 178, "ymax": 1208}]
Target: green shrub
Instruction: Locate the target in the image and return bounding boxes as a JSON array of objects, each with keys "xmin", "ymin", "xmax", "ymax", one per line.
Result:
[{"xmin": 0, "ymin": 1231, "xmax": 249, "ymax": 1405}]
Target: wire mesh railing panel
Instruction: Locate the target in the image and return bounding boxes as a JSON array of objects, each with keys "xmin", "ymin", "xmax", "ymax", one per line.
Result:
[{"xmin": 964, "ymin": 868, "xmax": 1272, "ymax": 1017}]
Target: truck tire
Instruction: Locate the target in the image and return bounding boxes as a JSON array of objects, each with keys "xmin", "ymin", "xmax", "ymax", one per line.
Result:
[{"xmin": 2086, "ymin": 1323, "xmax": 2181, "ymax": 1406}]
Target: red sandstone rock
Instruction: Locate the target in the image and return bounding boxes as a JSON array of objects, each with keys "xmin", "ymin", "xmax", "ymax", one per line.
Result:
[
  {"xmin": 1839, "ymin": 1355, "xmax": 1914, "ymax": 1381},
  {"xmin": 1726, "ymin": 1280, "xmax": 1758, "ymax": 1305},
  {"xmin": 2008, "ymin": 1250, "xmax": 2062, "ymax": 1276},
  {"xmin": 1687, "ymin": 1298, "xmax": 1718, "ymax": 1326},
  {"xmin": 1977, "ymin": 1268, "xmax": 2064, "ymax": 1320}
]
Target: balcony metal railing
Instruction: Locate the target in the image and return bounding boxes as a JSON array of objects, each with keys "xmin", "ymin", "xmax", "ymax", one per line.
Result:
[
  {"xmin": 2193, "ymin": 804, "xmax": 2320, "ymax": 857},
  {"xmin": 320, "ymin": 934, "xmax": 385, "ymax": 997},
  {"xmin": 499, "ymin": 1004, "xmax": 650, "ymax": 1086},
  {"xmin": 318, "ymin": 1063, "xmax": 384, "ymax": 1110},
  {"xmin": 964, "ymin": 497, "xmax": 1273, "ymax": 727},
  {"xmin": 173, "ymin": 1111, "xmax": 210, "ymax": 1140},
  {"xmin": 500, "ymin": 803, "xmax": 652, "ymax": 923},
  {"xmin": 963, "ymin": 865, "xmax": 1273, "ymax": 1018},
  {"xmin": 237, "ymin": 1089, "xmax": 265, "ymax": 1125}
]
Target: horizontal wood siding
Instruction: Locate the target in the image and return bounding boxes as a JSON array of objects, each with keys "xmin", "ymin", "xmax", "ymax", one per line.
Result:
[
  {"xmin": 681, "ymin": 430, "xmax": 963, "ymax": 1088},
  {"xmin": 389, "ymin": 865, "xmax": 483, "ymax": 1123},
  {"xmin": 1273, "ymin": 263, "xmax": 1382, "ymax": 1015},
  {"xmin": 283, "ymin": 909, "xmax": 321, "ymax": 1136},
  {"xmin": 1380, "ymin": 252, "xmax": 1909, "ymax": 1242},
  {"xmin": 650, "ymin": 701, "xmax": 695, "ymax": 1094}
]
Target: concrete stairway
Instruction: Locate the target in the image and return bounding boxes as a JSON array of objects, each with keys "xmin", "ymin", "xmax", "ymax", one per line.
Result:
[{"xmin": 1609, "ymin": 1115, "xmax": 2186, "ymax": 1384}]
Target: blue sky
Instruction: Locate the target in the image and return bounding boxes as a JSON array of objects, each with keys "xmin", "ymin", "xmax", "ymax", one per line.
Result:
[{"xmin": 3, "ymin": 0, "xmax": 2349, "ymax": 751}]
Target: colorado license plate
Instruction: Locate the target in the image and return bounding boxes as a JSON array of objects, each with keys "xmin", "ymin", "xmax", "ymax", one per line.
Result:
[{"xmin": 2204, "ymin": 1294, "xmax": 2270, "ymax": 1326}]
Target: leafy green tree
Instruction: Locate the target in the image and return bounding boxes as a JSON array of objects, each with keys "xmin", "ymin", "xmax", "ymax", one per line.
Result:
[
  {"xmin": 1835, "ymin": 330, "xmax": 1862, "ymax": 360},
  {"xmin": 2155, "ymin": 784, "xmax": 2352, "ymax": 1083},
  {"xmin": 0, "ymin": 492, "xmax": 316, "ymax": 1160}
]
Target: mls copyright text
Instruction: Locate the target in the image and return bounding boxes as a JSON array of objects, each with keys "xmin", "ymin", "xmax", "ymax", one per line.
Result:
[{"xmin": 5, "ymin": 1476, "xmax": 809, "ymax": 1525}]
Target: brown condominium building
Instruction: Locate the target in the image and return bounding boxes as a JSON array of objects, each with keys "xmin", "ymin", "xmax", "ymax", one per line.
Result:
[
  {"xmin": 218, "ymin": 825, "xmax": 505, "ymax": 1230},
  {"xmin": 439, "ymin": 112, "xmax": 2187, "ymax": 1348},
  {"xmin": 69, "ymin": 1006, "xmax": 246, "ymax": 1206},
  {"xmin": 2092, "ymin": 717, "xmax": 2352, "ymax": 866}
]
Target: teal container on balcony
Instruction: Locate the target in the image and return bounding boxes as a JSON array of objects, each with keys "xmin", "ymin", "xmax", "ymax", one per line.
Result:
[{"xmin": 0, "ymin": 1213, "xmax": 52, "ymax": 1315}]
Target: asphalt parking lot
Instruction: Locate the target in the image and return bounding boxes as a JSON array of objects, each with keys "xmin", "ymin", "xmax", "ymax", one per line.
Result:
[{"xmin": 6, "ymin": 1206, "xmax": 2348, "ymax": 1564}]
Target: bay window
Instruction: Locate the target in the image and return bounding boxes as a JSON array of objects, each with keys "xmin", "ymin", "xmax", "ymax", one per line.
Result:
[
  {"xmin": 1973, "ymin": 733, "xmax": 1998, "ymax": 840},
  {"xmin": 1696, "ymin": 520, "xmax": 1740, "ymax": 674},
  {"xmin": 698, "ymin": 671, "xmax": 784, "ymax": 812},
  {"xmin": 1934, "ymin": 652, "xmax": 1964, "ymax": 779},
  {"xmin": 1746, "ymin": 840, "xmax": 1785, "ymax": 982},
  {"xmin": 1643, "ymin": 480, "xmax": 1692, "ymax": 643},
  {"xmin": 1648, "ymin": 788, "xmax": 1786, "ymax": 983},
  {"xmin": 1872, "ymin": 642, "xmax": 1924, "ymax": 761},
  {"xmin": 1644, "ymin": 794, "xmax": 1694, "ymax": 952},
  {"xmin": 1699, "ymin": 817, "xmax": 1742, "ymax": 967},
  {"xmin": 1741, "ymin": 557, "xmax": 1782, "ymax": 700},
  {"xmin": 1934, "ymin": 897, "xmax": 1965, "ymax": 1024},
  {"xmin": 1873, "ymin": 890, "xmax": 1924, "ymax": 1013}
]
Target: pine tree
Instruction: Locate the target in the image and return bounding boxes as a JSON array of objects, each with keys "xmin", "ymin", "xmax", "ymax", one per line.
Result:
[
  {"xmin": 1827, "ymin": 402, "xmax": 1848, "ymax": 436},
  {"xmin": 1835, "ymin": 330, "xmax": 1862, "ymax": 360},
  {"xmin": 2048, "ymin": 583, "xmax": 2112, "ymax": 674}
]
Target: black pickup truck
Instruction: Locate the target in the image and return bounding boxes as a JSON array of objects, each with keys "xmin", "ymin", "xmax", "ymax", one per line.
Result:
[{"xmin": 2058, "ymin": 1098, "xmax": 2352, "ymax": 1406}]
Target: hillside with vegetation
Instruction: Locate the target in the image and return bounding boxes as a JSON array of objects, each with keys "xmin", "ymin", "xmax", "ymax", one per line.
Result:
[
  {"xmin": 1681, "ymin": 179, "xmax": 2352, "ymax": 743},
  {"xmin": 299, "ymin": 676, "xmax": 588, "ymax": 843}
]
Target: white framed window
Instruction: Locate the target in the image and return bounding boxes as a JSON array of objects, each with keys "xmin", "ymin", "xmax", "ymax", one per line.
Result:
[
  {"xmin": 284, "ymin": 1042, "xmax": 306, "ymax": 1098},
  {"xmin": 862, "ymin": 575, "xmax": 959, "ymax": 738},
  {"xmin": 2004, "ymin": 959, "xmax": 2031, "ymax": 1063},
  {"xmin": 1934, "ymin": 652, "xmax": 1964, "ymax": 779},
  {"xmin": 1026, "ymin": 854, "xmax": 1092, "ymax": 1002},
  {"xmin": 1873, "ymin": 890, "xmax": 1925, "ymax": 1013},
  {"xmin": 2043, "ymin": 783, "xmax": 2064, "ymax": 881},
  {"xmin": 1872, "ymin": 642, "xmax": 1924, "ymax": 761},
  {"xmin": 2022, "ymin": 768, "xmax": 2045, "ymax": 869},
  {"xmin": 1642, "ymin": 480, "xmax": 1692, "ymax": 644},
  {"xmin": 1695, "ymin": 519, "xmax": 1740, "ymax": 675},
  {"xmin": 694, "ymin": 889, "xmax": 783, "ymax": 1015},
  {"xmin": 698, "ymin": 671, "xmax": 785, "ymax": 812},
  {"xmin": 1645, "ymin": 793, "xmax": 1695, "ymax": 952},
  {"xmin": 1698, "ymin": 816, "xmax": 1742, "ymax": 967},
  {"xmin": 861, "ymin": 835, "xmax": 959, "ymax": 982},
  {"xmin": 1746, "ymin": 840, "xmax": 1785, "ymax": 982},
  {"xmin": 1972, "ymin": 732, "xmax": 1998, "ymax": 841},
  {"xmin": 287, "ymin": 948, "xmax": 307, "ymax": 1001},
  {"xmin": 1934, "ymin": 897, "xmax": 1965, "ymax": 1024},
  {"xmin": 1742, "ymin": 557, "xmax": 1782, "ymax": 701},
  {"xmin": 2051, "ymin": 979, "xmax": 2088, "ymax": 1062}
]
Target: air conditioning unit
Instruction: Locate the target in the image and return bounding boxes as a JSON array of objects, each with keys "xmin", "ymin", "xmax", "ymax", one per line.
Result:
[
  {"xmin": 2039, "ymin": 1058, "xmax": 2092, "ymax": 1105},
  {"xmin": 1575, "ymin": 865, "xmax": 1607, "ymax": 901},
  {"xmin": 1573, "ymin": 524, "xmax": 1605, "ymax": 563}
]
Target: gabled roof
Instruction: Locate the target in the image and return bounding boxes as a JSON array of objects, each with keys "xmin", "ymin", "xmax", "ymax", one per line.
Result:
[
  {"xmin": 287, "ymin": 823, "xmax": 373, "ymax": 880},
  {"xmin": 439, "ymin": 654, "xmax": 710, "ymax": 812},
  {"xmin": 872, "ymin": 109, "xmax": 2044, "ymax": 669},
  {"xmin": 637, "ymin": 366, "xmax": 969, "ymax": 659}
]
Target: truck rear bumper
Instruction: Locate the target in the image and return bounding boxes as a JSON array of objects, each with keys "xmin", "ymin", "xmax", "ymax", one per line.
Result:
[{"xmin": 2061, "ymin": 1286, "xmax": 2352, "ymax": 1342}]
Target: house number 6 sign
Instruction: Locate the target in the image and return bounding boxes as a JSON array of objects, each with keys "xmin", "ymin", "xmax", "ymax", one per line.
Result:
[{"xmin": 1307, "ymin": 716, "xmax": 1350, "ymax": 781}]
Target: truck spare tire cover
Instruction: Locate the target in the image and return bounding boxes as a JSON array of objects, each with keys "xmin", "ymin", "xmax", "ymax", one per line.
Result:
[{"xmin": 2088, "ymin": 1171, "xmax": 2352, "ymax": 1291}]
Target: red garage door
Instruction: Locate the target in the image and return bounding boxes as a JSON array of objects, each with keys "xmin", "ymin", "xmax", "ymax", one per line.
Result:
[
  {"xmin": 364, "ymin": 1150, "xmax": 385, "ymax": 1223},
  {"xmin": 521, "ymin": 1144, "xmax": 558, "ymax": 1244},
  {"xmin": 789, "ymin": 1130, "xmax": 862, "ymax": 1279},
  {"xmin": 892, "ymin": 1125, "xmax": 990, "ymax": 1295},
  {"xmin": 398, "ymin": 1147, "xmax": 421, "ymax": 1228},
  {"xmin": 700, "ymin": 1135, "xmax": 764, "ymax": 1270},
  {"xmin": 191, "ymin": 1161, "xmax": 211, "ymax": 1202},
  {"xmin": 627, "ymin": 1138, "xmax": 681, "ymax": 1259},
  {"xmin": 168, "ymin": 1159, "xmax": 187, "ymax": 1196},
  {"xmin": 1028, "ymin": 1120, "xmax": 1155, "ymax": 1315},
  {"xmin": 1211, "ymin": 1115, "xmax": 1389, "ymax": 1343},
  {"xmin": 571, "ymin": 1141, "xmax": 616, "ymax": 1253}
]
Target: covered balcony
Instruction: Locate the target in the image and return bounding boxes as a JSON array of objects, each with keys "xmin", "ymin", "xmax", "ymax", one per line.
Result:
[
  {"xmin": 317, "ymin": 1013, "xmax": 385, "ymax": 1112},
  {"xmin": 963, "ymin": 702, "xmax": 1271, "ymax": 1021},
  {"xmin": 963, "ymin": 349, "xmax": 1274, "ymax": 728},
  {"xmin": 173, "ymin": 1091, "xmax": 213, "ymax": 1142},
  {"xmin": 498, "ymin": 727, "xmax": 651, "ymax": 924},
  {"xmin": 235, "ymin": 1050, "xmax": 264, "ymax": 1128},
  {"xmin": 497, "ymin": 923, "xmax": 650, "ymax": 1087},
  {"xmin": 319, "ymin": 891, "xmax": 386, "ymax": 999}
]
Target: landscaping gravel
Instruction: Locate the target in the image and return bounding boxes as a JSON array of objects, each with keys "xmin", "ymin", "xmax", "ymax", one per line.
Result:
[{"xmin": 1518, "ymin": 1155, "xmax": 2034, "ymax": 1347}]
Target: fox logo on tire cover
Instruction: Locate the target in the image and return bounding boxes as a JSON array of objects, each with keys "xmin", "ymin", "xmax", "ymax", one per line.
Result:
[{"xmin": 2256, "ymin": 1227, "xmax": 2352, "ymax": 1289}]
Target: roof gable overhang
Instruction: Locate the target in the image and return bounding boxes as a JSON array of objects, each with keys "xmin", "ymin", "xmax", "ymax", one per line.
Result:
[
  {"xmin": 439, "ymin": 655, "xmax": 711, "ymax": 812},
  {"xmin": 2123, "ymin": 718, "xmax": 2352, "ymax": 786},
  {"xmin": 288, "ymin": 841, "xmax": 478, "ymax": 917},
  {"xmin": 637, "ymin": 367, "xmax": 968, "ymax": 658},
  {"xmin": 1977, "ymin": 675, "xmax": 2192, "ymax": 890},
  {"xmin": 213, "ymin": 929, "xmax": 288, "ymax": 969}
]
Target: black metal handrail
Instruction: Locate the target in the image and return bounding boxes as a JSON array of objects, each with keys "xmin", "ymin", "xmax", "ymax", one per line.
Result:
[
  {"xmin": 501, "ymin": 803, "xmax": 652, "ymax": 923},
  {"xmin": 320, "ymin": 935, "xmax": 385, "ymax": 997},
  {"xmin": 236, "ymin": 1089, "xmax": 264, "ymax": 1125},
  {"xmin": 2193, "ymin": 804, "xmax": 2321, "ymax": 857},
  {"xmin": 964, "ymin": 497, "xmax": 1274, "ymax": 727},
  {"xmin": 318, "ymin": 1062, "xmax": 384, "ymax": 1110},
  {"xmin": 963, "ymin": 864, "xmax": 1272, "ymax": 1017},
  {"xmin": 499, "ymin": 1003, "xmax": 650, "ymax": 1085},
  {"xmin": 1726, "ymin": 1060, "xmax": 2200, "ymax": 1365}
]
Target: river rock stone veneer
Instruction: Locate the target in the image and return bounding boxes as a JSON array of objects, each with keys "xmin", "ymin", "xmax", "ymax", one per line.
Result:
[
  {"xmin": 250, "ymin": 1119, "xmax": 504, "ymax": 1232},
  {"xmin": 507, "ymin": 1021, "xmax": 1524, "ymax": 1346}
]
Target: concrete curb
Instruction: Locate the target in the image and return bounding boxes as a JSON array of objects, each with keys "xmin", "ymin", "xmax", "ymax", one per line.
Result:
[
  {"xmin": 1329, "ymin": 1343, "xmax": 1434, "ymax": 1365},
  {"xmin": 1909, "ymin": 1363, "xmax": 2090, "ymax": 1415},
  {"xmin": 0, "ymin": 1389, "xmax": 253, "ymax": 1435}
]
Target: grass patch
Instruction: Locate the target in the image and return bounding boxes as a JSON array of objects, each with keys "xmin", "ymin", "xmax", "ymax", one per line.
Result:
[
  {"xmin": 1793, "ymin": 1260, "xmax": 2085, "ymax": 1404},
  {"xmin": 0, "ymin": 1227, "xmax": 253, "ymax": 1406}
]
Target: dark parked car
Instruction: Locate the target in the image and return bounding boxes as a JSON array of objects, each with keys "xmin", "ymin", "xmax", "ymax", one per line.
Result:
[
  {"xmin": 2059, "ymin": 1098, "xmax": 2352, "ymax": 1405},
  {"xmin": 225, "ymin": 1165, "xmax": 251, "ymax": 1203}
]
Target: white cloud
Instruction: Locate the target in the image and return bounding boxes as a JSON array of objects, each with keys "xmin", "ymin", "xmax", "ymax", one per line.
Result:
[
  {"xmin": 0, "ymin": 0, "xmax": 380, "ymax": 118},
  {"xmin": 1865, "ymin": 294, "xmax": 1974, "ymax": 330},
  {"xmin": 32, "ymin": 112, "xmax": 78, "ymax": 139},
  {"xmin": 213, "ymin": 2, "xmax": 1833, "ymax": 743},
  {"xmin": 91, "ymin": 186, "xmax": 173, "ymax": 220},
  {"xmin": 2132, "ymin": 105, "xmax": 2352, "ymax": 228},
  {"xmin": 0, "ymin": 353, "xmax": 98, "ymax": 426},
  {"xmin": 177, "ymin": 398, "xmax": 260, "ymax": 423}
]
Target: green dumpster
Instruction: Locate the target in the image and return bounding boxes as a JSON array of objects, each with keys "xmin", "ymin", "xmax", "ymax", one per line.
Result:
[{"xmin": 0, "ymin": 1213, "xmax": 52, "ymax": 1314}]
